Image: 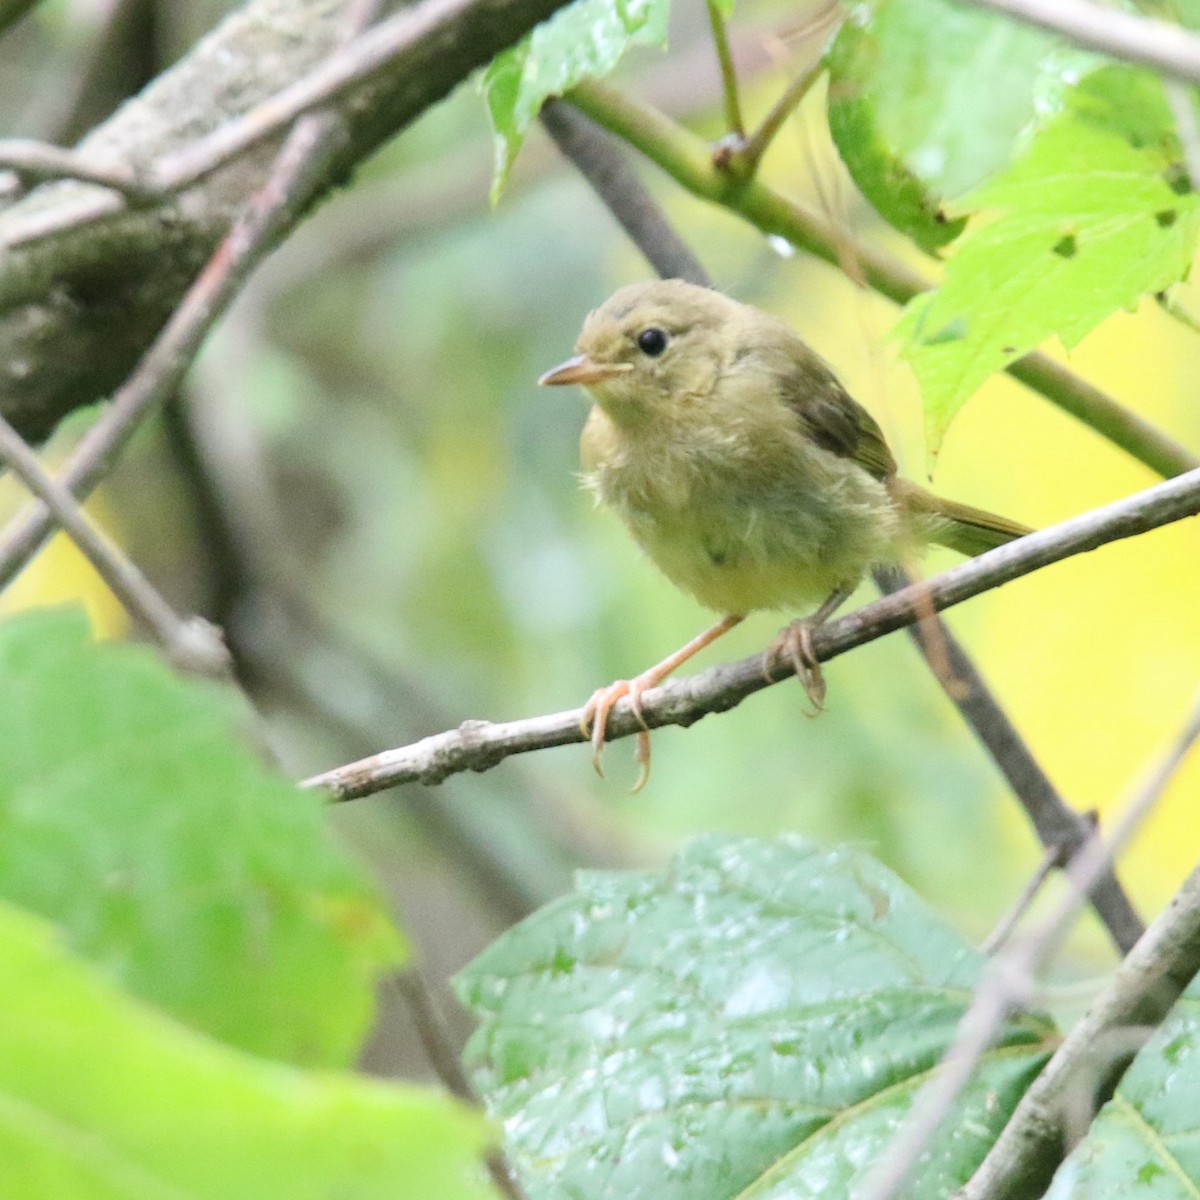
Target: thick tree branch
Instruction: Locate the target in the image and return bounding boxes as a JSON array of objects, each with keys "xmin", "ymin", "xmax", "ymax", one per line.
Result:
[
  {"xmin": 0, "ymin": 7, "xmax": 382, "ymax": 592},
  {"xmin": 566, "ymin": 81, "xmax": 1200, "ymax": 482},
  {"xmin": 302, "ymin": 464, "xmax": 1200, "ymax": 799},
  {"xmin": 0, "ymin": 0, "xmax": 577, "ymax": 441}
]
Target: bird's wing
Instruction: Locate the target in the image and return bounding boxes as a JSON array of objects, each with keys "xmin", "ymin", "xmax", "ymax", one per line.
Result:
[{"xmin": 778, "ymin": 349, "xmax": 896, "ymax": 482}]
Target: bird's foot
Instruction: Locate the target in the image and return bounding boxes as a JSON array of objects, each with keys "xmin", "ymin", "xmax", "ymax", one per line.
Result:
[
  {"xmin": 580, "ymin": 676, "xmax": 656, "ymax": 793},
  {"xmin": 771, "ymin": 618, "xmax": 826, "ymax": 715}
]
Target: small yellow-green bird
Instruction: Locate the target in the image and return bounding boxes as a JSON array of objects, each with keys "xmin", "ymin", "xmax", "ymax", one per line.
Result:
[{"xmin": 540, "ymin": 280, "xmax": 1030, "ymax": 787}]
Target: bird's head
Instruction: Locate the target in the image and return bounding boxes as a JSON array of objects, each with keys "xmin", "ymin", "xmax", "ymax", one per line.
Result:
[{"xmin": 538, "ymin": 280, "xmax": 739, "ymax": 426}]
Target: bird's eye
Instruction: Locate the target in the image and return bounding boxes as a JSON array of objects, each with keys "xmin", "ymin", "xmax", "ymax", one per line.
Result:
[{"xmin": 636, "ymin": 327, "xmax": 668, "ymax": 357}]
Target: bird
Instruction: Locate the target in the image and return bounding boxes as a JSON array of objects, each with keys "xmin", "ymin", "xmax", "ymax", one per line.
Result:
[{"xmin": 539, "ymin": 279, "xmax": 1031, "ymax": 789}]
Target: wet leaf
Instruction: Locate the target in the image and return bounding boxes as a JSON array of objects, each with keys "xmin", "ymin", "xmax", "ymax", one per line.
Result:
[
  {"xmin": 0, "ymin": 607, "xmax": 404, "ymax": 1067},
  {"xmin": 826, "ymin": 0, "xmax": 1089, "ymax": 250},
  {"xmin": 483, "ymin": 0, "xmax": 670, "ymax": 201},
  {"xmin": 457, "ymin": 835, "xmax": 1053, "ymax": 1199},
  {"xmin": 897, "ymin": 72, "xmax": 1200, "ymax": 459},
  {"xmin": 1045, "ymin": 984, "xmax": 1200, "ymax": 1198}
]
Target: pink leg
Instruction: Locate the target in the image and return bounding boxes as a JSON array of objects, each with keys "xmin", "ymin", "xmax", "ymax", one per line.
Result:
[{"xmin": 582, "ymin": 614, "xmax": 744, "ymax": 791}]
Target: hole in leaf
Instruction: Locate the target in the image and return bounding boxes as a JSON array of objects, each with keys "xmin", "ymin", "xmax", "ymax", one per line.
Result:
[
  {"xmin": 1156, "ymin": 209, "xmax": 1178, "ymax": 227},
  {"xmin": 1052, "ymin": 235, "xmax": 1077, "ymax": 259}
]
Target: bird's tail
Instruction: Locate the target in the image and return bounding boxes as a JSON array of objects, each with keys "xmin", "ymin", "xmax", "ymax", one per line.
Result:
[{"xmin": 891, "ymin": 479, "xmax": 1033, "ymax": 557}]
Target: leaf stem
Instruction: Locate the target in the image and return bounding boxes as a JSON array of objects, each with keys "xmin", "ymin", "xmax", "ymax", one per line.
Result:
[
  {"xmin": 705, "ymin": 0, "xmax": 745, "ymax": 139},
  {"xmin": 566, "ymin": 79, "xmax": 1200, "ymax": 480}
]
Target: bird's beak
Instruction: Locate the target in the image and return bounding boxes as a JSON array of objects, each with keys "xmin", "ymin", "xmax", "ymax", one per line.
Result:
[{"xmin": 538, "ymin": 355, "xmax": 632, "ymax": 387}]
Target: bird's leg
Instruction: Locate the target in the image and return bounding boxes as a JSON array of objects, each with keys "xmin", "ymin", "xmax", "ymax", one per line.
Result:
[
  {"xmin": 771, "ymin": 583, "xmax": 855, "ymax": 714},
  {"xmin": 582, "ymin": 614, "xmax": 744, "ymax": 791}
]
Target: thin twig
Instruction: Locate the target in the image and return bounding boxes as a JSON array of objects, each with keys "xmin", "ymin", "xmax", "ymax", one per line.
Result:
[
  {"xmin": 538, "ymin": 101, "xmax": 712, "ymax": 287},
  {"xmin": 0, "ymin": 138, "xmax": 162, "ymax": 203},
  {"xmin": 954, "ymin": 0, "xmax": 1200, "ymax": 85},
  {"xmin": 705, "ymin": 0, "xmax": 745, "ymax": 138},
  {"xmin": 0, "ymin": 411, "xmax": 229, "ymax": 675},
  {"xmin": 875, "ymin": 564, "xmax": 1143, "ymax": 956},
  {"xmin": 302, "ymin": 464, "xmax": 1200, "ymax": 800},
  {"xmin": 566, "ymin": 81, "xmax": 1200, "ymax": 481},
  {"xmin": 979, "ymin": 844, "xmax": 1064, "ymax": 956},
  {"xmin": 728, "ymin": 58, "xmax": 825, "ymax": 176},
  {"xmin": 393, "ymin": 971, "xmax": 528, "ymax": 1200},
  {"xmin": 862, "ymin": 686, "xmax": 1200, "ymax": 1200}
]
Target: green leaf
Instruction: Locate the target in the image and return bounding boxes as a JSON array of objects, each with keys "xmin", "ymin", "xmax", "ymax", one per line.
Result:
[
  {"xmin": 1044, "ymin": 986, "xmax": 1200, "ymax": 1198},
  {"xmin": 0, "ymin": 607, "xmax": 404, "ymax": 1067},
  {"xmin": 897, "ymin": 87, "xmax": 1200, "ymax": 458},
  {"xmin": 456, "ymin": 835, "xmax": 1053, "ymax": 1200},
  {"xmin": 827, "ymin": 0, "xmax": 1089, "ymax": 251},
  {"xmin": 0, "ymin": 901, "xmax": 492, "ymax": 1200},
  {"xmin": 483, "ymin": 0, "xmax": 669, "ymax": 201}
]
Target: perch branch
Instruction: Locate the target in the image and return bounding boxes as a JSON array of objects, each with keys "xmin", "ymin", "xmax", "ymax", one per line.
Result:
[{"xmin": 302, "ymin": 463, "xmax": 1200, "ymax": 800}]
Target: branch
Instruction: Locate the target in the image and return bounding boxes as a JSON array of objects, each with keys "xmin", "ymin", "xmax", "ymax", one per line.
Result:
[
  {"xmin": 0, "ymin": 3, "xmax": 499, "ymax": 590},
  {"xmin": 538, "ymin": 101, "xmax": 712, "ymax": 287},
  {"xmin": 302, "ymin": 464, "xmax": 1200, "ymax": 800},
  {"xmin": 0, "ymin": 0, "xmax": 578, "ymax": 442},
  {"xmin": 0, "ymin": 411, "xmax": 229, "ymax": 674},
  {"xmin": 393, "ymin": 971, "xmax": 529, "ymax": 1200},
  {"xmin": 566, "ymin": 81, "xmax": 1200, "ymax": 482},
  {"xmin": 954, "ymin": 0, "xmax": 1200, "ymax": 85},
  {"xmin": 0, "ymin": 138, "xmax": 162, "ymax": 203}
]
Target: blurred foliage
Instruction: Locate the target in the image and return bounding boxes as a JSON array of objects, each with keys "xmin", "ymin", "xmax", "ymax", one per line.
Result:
[
  {"xmin": 0, "ymin": 900, "xmax": 491, "ymax": 1200},
  {"xmin": 0, "ymin": 607, "xmax": 404, "ymax": 1066}
]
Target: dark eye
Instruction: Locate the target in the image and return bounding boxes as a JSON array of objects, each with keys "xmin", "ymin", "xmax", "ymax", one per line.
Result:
[{"xmin": 636, "ymin": 327, "xmax": 668, "ymax": 357}]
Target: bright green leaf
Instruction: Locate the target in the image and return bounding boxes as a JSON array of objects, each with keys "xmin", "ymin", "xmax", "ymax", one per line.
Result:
[
  {"xmin": 897, "ymin": 97, "xmax": 1200, "ymax": 458},
  {"xmin": 0, "ymin": 607, "xmax": 404, "ymax": 1067},
  {"xmin": 0, "ymin": 901, "xmax": 492, "ymax": 1200},
  {"xmin": 483, "ymin": 0, "xmax": 669, "ymax": 201},
  {"xmin": 457, "ymin": 836, "xmax": 1053, "ymax": 1200},
  {"xmin": 1045, "ymin": 986, "xmax": 1200, "ymax": 1198},
  {"xmin": 827, "ymin": 0, "xmax": 1090, "ymax": 250}
]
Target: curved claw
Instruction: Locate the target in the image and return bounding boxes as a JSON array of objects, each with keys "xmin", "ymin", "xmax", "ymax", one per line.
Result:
[
  {"xmin": 579, "ymin": 676, "xmax": 656, "ymax": 788},
  {"xmin": 773, "ymin": 619, "xmax": 827, "ymax": 716}
]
